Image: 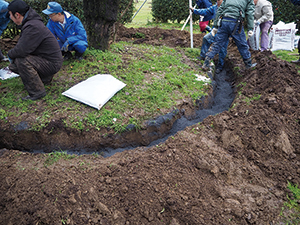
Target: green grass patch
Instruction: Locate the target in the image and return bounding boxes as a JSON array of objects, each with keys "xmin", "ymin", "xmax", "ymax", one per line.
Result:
[
  {"xmin": 44, "ymin": 151, "xmax": 77, "ymax": 167},
  {"xmin": 0, "ymin": 42, "xmax": 209, "ymax": 133},
  {"xmin": 280, "ymin": 181, "xmax": 300, "ymax": 224},
  {"xmin": 127, "ymin": 0, "xmax": 203, "ymax": 33}
]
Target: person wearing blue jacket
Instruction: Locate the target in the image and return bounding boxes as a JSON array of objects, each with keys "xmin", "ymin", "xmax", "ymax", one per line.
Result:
[
  {"xmin": 196, "ymin": 0, "xmax": 213, "ymax": 33},
  {"xmin": 191, "ymin": 0, "xmax": 228, "ymax": 73},
  {"xmin": 0, "ymin": 0, "xmax": 10, "ymax": 61},
  {"xmin": 42, "ymin": 2, "xmax": 88, "ymax": 60}
]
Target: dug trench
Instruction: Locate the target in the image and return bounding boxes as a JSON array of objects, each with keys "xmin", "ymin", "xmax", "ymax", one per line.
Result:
[{"xmin": 0, "ymin": 25, "xmax": 300, "ymax": 224}]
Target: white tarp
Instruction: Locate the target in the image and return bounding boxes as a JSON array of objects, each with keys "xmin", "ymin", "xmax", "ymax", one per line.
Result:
[
  {"xmin": 269, "ymin": 21, "xmax": 297, "ymax": 51},
  {"xmin": 0, "ymin": 67, "xmax": 19, "ymax": 80},
  {"xmin": 62, "ymin": 74, "xmax": 126, "ymax": 110}
]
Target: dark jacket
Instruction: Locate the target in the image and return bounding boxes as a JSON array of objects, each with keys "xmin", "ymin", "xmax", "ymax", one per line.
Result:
[
  {"xmin": 214, "ymin": 0, "xmax": 255, "ymax": 31},
  {"xmin": 196, "ymin": 0, "xmax": 213, "ymax": 21},
  {"xmin": 291, "ymin": 0, "xmax": 300, "ymax": 5},
  {"xmin": 193, "ymin": 3, "xmax": 217, "ymax": 22},
  {"xmin": 8, "ymin": 8, "xmax": 63, "ymax": 64}
]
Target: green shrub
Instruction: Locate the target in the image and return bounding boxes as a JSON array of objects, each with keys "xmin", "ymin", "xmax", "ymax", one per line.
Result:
[
  {"xmin": 270, "ymin": 0, "xmax": 300, "ymax": 34},
  {"xmin": 152, "ymin": 0, "xmax": 217, "ymax": 23}
]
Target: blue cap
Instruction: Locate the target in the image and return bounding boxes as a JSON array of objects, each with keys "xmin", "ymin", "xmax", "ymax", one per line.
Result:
[{"xmin": 42, "ymin": 2, "xmax": 63, "ymax": 15}]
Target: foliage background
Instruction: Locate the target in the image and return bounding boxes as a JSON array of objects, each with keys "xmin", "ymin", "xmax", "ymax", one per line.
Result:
[
  {"xmin": 2, "ymin": 0, "xmax": 134, "ymax": 38},
  {"xmin": 151, "ymin": 0, "xmax": 300, "ymax": 32}
]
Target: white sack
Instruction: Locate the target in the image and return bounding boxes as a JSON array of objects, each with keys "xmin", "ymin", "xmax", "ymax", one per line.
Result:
[
  {"xmin": 249, "ymin": 23, "xmax": 261, "ymax": 50},
  {"xmin": 62, "ymin": 74, "xmax": 126, "ymax": 110},
  {"xmin": 0, "ymin": 67, "xmax": 19, "ymax": 80},
  {"xmin": 269, "ymin": 21, "xmax": 297, "ymax": 51}
]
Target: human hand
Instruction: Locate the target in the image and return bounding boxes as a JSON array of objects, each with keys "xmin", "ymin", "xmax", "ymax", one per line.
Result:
[
  {"xmin": 61, "ymin": 40, "xmax": 69, "ymax": 52},
  {"xmin": 8, "ymin": 56, "xmax": 13, "ymax": 63},
  {"xmin": 254, "ymin": 20, "xmax": 260, "ymax": 26},
  {"xmin": 248, "ymin": 30, "xmax": 254, "ymax": 37},
  {"xmin": 189, "ymin": 7, "xmax": 194, "ymax": 13},
  {"xmin": 211, "ymin": 28, "xmax": 218, "ymax": 36}
]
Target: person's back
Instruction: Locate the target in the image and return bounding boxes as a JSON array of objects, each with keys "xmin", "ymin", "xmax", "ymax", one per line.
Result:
[
  {"xmin": 196, "ymin": 0, "xmax": 213, "ymax": 33},
  {"xmin": 214, "ymin": 0, "xmax": 255, "ymax": 32},
  {"xmin": 203, "ymin": 0, "xmax": 256, "ymax": 70}
]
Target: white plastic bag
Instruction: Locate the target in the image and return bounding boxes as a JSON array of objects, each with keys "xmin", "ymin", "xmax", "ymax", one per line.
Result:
[
  {"xmin": 0, "ymin": 67, "xmax": 19, "ymax": 80},
  {"xmin": 62, "ymin": 74, "xmax": 126, "ymax": 110},
  {"xmin": 249, "ymin": 23, "xmax": 261, "ymax": 50},
  {"xmin": 269, "ymin": 21, "xmax": 297, "ymax": 51}
]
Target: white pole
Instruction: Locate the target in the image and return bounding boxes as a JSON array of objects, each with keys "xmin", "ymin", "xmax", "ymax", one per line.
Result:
[
  {"xmin": 181, "ymin": 4, "xmax": 197, "ymax": 31},
  {"xmin": 189, "ymin": 0, "xmax": 193, "ymax": 48},
  {"xmin": 132, "ymin": 0, "xmax": 148, "ymax": 20}
]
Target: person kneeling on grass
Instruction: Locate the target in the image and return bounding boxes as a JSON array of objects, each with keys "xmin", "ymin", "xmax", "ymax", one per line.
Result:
[
  {"xmin": 42, "ymin": 2, "xmax": 88, "ymax": 61},
  {"xmin": 7, "ymin": 0, "xmax": 63, "ymax": 101}
]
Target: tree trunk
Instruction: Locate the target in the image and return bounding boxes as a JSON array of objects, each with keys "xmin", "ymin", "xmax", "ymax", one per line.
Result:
[{"xmin": 83, "ymin": 0, "xmax": 119, "ymax": 50}]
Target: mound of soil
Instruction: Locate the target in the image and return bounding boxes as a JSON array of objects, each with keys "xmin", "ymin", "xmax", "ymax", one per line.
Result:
[
  {"xmin": 1, "ymin": 25, "xmax": 300, "ymax": 225},
  {"xmin": 114, "ymin": 23, "xmax": 204, "ymax": 48}
]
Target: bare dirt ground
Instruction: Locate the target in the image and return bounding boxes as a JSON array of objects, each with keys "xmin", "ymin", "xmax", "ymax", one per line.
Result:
[{"xmin": 0, "ymin": 24, "xmax": 300, "ymax": 225}]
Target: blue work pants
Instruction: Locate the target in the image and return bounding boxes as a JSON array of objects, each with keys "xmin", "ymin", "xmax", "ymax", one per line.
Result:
[
  {"xmin": 201, "ymin": 32, "xmax": 229, "ymax": 69},
  {"xmin": 207, "ymin": 20, "xmax": 251, "ymax": 61}
]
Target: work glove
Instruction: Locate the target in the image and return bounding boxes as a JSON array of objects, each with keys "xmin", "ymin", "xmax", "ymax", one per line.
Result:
[
  {"xmin": 248, "ymin": 30, "xmax": 254, "ymax": 37},
  {"xmin": 211, "ymin": 28, "xmax": 218, "ymax": 36},
  {"xmin": 61, "ymin": 40, "xmax": 69, "ymax": 52}
]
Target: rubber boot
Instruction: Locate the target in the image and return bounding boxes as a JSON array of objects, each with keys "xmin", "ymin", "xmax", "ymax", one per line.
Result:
[
  {"xmin": 243, "ymin": 58, "xmax": 257, "ymax": 69},
  {"xmin": 202, "ymin": 57, "xmax": 211, "ymax": 71}
]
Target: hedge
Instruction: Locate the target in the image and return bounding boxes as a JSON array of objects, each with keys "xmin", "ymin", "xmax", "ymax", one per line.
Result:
[
  {"xmin": 2, "ymin": 0, "xmax": 134, "ymax": 38},
  {"xmin": 152, "ymin": 0, "xmax": 300, "ymax": 32}
]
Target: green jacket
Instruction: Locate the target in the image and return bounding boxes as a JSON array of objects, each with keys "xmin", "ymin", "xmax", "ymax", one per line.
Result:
[{"xmin": 213, "ymin": 0, "xmax": 255, "ymax": 31}]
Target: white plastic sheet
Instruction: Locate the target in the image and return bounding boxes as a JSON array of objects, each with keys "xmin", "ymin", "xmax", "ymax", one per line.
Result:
[
  {"xmin": 0, "ymin": 67, "xmax": 19, "ymax": 80},
  {"xmin": 62, "ymin": 74, "xmax": 126, "ymax": 110}
]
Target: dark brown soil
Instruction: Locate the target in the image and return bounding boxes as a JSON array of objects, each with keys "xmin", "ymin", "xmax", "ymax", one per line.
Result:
[{"xmin": 1, "ymin": 24, "xmax": 300, "ymax": 225}]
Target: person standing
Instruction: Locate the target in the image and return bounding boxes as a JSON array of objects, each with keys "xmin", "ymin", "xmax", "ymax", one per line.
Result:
[
  {"xmin": 196, "ymin": 0, "xmax": 213, "ymax": 33},
  {"xmin": 0, "ymin": 0, "xmax": 10, "ymax": 61},
  {"xmin": 191, "ymin": 0, "xmax": 228, "ymax": 73},
  {"xmin": 202, "ymin": 0, "xmax": 257, "ymax": 70},
  {"xmin": 290, "ymin": 0, "xmax": 300, "ymax": 63},
  {"xmin": 42, "ymin": 2, "xmax": 88, "ymax": 60},
  {"xmin": 7, "ymin": 0, "xmax": 63, "ymax": 101},
  {"xmin": 252, "ymin": 0, "xmax": 273, "ymax": 51}
]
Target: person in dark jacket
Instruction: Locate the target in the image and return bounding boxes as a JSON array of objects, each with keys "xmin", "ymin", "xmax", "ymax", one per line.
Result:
[
  {"xmin": 42, "ymin": 2, "xmax": 88, "ymax": 60},
  {"xmin": 191, "ymin": 0, "xmax": 228, "ymax": 73},
  {"xmin": 196, "ymin": 0, "xmax": 213, "ymax": 33},
  {"xmin": 7, "ymin": 0, "xmax": 63, "ymax": 101},
  {"xmin": 0, "ymin": 0, "xmax": 10, "ymax": 61}
]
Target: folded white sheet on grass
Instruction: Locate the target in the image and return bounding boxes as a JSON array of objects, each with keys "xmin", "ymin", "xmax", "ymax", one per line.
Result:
[
  {"xmin": 62, "ymin": 74, "xmax": 126, "ymax": 110},
  {"xmin": 0, "ymin": 67, "xmax": 19, "ymax": 80}
]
